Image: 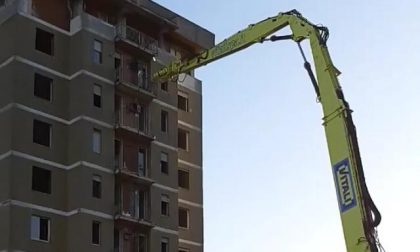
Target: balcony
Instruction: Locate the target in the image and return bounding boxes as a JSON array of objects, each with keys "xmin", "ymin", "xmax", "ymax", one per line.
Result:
[
  {"xmin": 114, "ymin": 156, "xmax": 154, "ymax": 185},
  {"xmin": 115, "ymin": 202, "xmax": 153, "ymax": 227},
  {"xmin": 123, "ymin": 0, "xmax": 177, "ymax": 28},
  {"xmin": 116, "ymin": 24, "xmax": 158, "ymax": 56},
  {"xmin": 114, "ymin": 186, "xmax": 153, "ymax": 227},
  {"xmin": 114, "ymin": 162, "xmax": 154, "ymax": 185},
  {"xmin": 114, "ymin": 229, "xmax": 149, "ymax": 252},
  {"xmin": 115, "ymin": 57, "xmax": 156, "ymax": 101},
  {"xmin": 124, "ymin": 0, "xmax": 215, "ymax": 50},
  {"xmin": 114, "ymin": 140, "xmax": 154, "ymax": 185},
  {"xmin": 70, "ymin": 12, "xmax": 115, "ymax": 41},
  {"xmin": 115, "ymin": 98, "xmax": 155, "ymax": 142}
]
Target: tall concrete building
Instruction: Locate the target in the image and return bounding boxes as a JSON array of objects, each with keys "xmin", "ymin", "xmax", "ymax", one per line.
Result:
[{"xmin": 0, "ymin": 0, "xmax": 214, "ymax": 251}]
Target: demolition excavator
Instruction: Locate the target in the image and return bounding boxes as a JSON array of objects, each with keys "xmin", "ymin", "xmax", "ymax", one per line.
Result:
[{"xmin": 153, "ymin": 10, "xmax": 384, "ymax": 252}]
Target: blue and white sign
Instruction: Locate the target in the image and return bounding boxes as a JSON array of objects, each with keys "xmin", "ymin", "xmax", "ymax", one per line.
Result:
[{"xmin": 333, "ymin": 159, "xmax": 357, "ymax": 213}]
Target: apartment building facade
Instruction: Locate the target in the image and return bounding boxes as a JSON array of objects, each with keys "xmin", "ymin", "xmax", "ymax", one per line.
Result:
[{"xmin": 0, "ymin": 0, "xmax": 214, "ymax": 251}]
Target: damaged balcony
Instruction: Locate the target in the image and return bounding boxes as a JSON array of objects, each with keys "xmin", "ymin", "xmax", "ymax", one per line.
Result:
[
  {"xmin": 114, "ymin": 139, "xmax": 154, "ymax": 185},
  {"xmin": 116, "ymin": 23, "xmax": 158, "ymax": 56},
  {"xmin": 0, "ymin": 0, "xmax": 70, "ymax": 30},
  {"xmin": 115, "ymin": 95, "xmax": 155, "ymax": 142},
  {"xmin": 115, "ymin": 53, "xmax": 156, "ymax": 101},
  {"xmin": 114, "ymin": 183, "xmax": 153, "ymax": 228},
  {"xmin": 70, "ymin": 12, "xmax": 115, "ymax": 40},
  {"xmin": 114, "ymin": 228, "xmax": 149, "ymax": 252},
  {"xmin": 122, "ymin": 0, "xmax": 177, "ymax": 32}
]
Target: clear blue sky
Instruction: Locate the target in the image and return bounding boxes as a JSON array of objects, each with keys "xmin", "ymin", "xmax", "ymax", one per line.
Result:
[{"xmin": 156, "ymin": 1, "xmax": 420, "ymax": 251}]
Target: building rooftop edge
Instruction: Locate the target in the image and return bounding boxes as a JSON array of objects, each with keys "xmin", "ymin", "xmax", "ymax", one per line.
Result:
[{"xmin": 136, "ymin": 0, "xmax": 215, "ymax": 49}]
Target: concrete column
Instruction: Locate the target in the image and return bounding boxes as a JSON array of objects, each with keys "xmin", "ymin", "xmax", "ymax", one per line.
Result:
[
  {"xmin": 70, "ymin": 0, "xmax": 83, "ymax": 18},
  {"xmin": 17, "ymin": 0, "xmax": 32, "ymax": 14}
]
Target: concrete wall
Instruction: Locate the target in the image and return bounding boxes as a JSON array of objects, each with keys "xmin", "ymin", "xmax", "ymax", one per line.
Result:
[
  {"xmin": 66, "ymin": 214, "xmax": 114, "ymax": 252},
  {"xmin": 66, "ymin": 165, "xmax": 114, "ymax": 213},
  {"xmin": 10, "ymin": 156, "xmax": 68, "ymax": 210},
  {"xmin": 178, "ymin": 125, "xmax": 202, "ymax": 166},
  {"xmin": 150, "ymin": 186, "xmax": 178, "ymax": 231},
  {"xmin": 32, "ymin": 0, "xmax": 70, "ymax": 30},
  {"xmin": 0, "ymin": 110, "xmax": 12, "ymax": 154},
  {"xmin": 0, "ymin": 159, "xmax": 11, "ymax": 203},
  {"xmin": 9, "ymin": 206, "xmax": 67, "ymax": 252},
  {"xmin": 69, "ymin": 29, "xmax": 116, "ymax": 81},
  {"xmin": 178, "ymin": 203, "xmax": 203, "ymax": 243},
  {"xmin": 0, "ymin": 207, "xmax": 10, "ymax": 249},
  {"xmin": 150, "ymin": 228, "xmax": 178, "ymax": 252},
  {"xmin": 150, "ymin": 102, "xmax": 178, "ymax": 148},
  {"xmin": 0, "ymin": 9, "xmax": 116, "ymax": 252},
  {"xmin": 178, "ymin": 166, "xmax": 203, "ymax": 204},
  {"xmin": 177, "ymin": 77, "xmax": 204, "ymax": 250},
  {"xmin": 12, "ymin": 15, "xmax": 70, "ymax": 74},
  {"xmin": 67, "ymin": 75, "xmax": 115, "ymax": 123},
  {"xmin": 0, "ymin": 1, "xmax": 211, "ymax": 250},
  {"xmin": 150, "ymin": 144, "xmax": 178, "ymax": 189}
]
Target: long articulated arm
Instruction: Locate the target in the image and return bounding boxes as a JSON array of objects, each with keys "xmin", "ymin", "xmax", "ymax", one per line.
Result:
[
  {"xmin": 153, "ymin": 10, "xmax": 382, "ymax": 252},
  {"xmin": 153, "ymin": 11, "xmax": 293, "ymax": 80}
]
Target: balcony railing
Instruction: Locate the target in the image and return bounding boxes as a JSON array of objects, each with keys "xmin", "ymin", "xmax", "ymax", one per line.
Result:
[
  {"xmin": 114, "ymin": 231, "xmax": 148, "ymax": 252},
  {"xmin": 115, "ymin": 189, "xmax": 151, "ymax": 223},
  {"xmin": 70, "ymin": 12, "xmax": 115, "ymax": 40},
  {"xmin": 116, "ymin": 64, "xmax": 151, "ymax": 92},
  {"xmin": 114, "ymin": 155, "xmax": 147, "ymax": 178},
  {"xmin": 115, "ymin": 202, "xmax": 150, "ymax": 221},
  {"xmin": 116, "ymin": 24, "xmax": 158, "ymax": 55},
  {"xmin": 115, "ymin": 106, "xmax": 150, "ymax": 136}
]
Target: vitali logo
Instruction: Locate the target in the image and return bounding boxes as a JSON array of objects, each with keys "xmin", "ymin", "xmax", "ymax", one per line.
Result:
[{"xmin": 333, "ymin": 159, "xmax": 357, "ymax": 213}]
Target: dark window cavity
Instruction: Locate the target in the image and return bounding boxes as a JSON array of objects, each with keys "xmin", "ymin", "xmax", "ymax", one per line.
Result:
[
  {"xmin": 179, "ymin": 208, "xmax": 189, "ymax": 228},
  {"xmin": 177, "ymin": 92, "xmax": 189, "ymax": 111},
  {"xmin": 35, "ymin": 28, "xmax": 54, "ymax": 55},
  {"xmin": 34, "ymin": 73, "xmax": 52, "ymax": 101},
  {"xmin": 92, "ymin": 175, "xmax": 102, "ymax": 199},
  {"xmin": 33, "ymin": 120, "xmax": 51, "ymax": 147},
  {"xmin": 92, "ymin": 221, "xmax": 101, "ymax": 245},
  {"xmin": 161, "ymin": 81, "xmax": 168, "ymax": 91},
  {"xmin": 178, "ymin": 169, "xmax": 189, "ymax": 189},
  {"xmin": 161, "ymin": 110, "xmax": 168, "ymax": 132},
  {"xmin": 178, "ymin": 129, "xmax": 188, "ymax": 150},
  {"xmin": 161, "ymin": 238, "xmax": 169, "ymax": 252},
  {"xmin": 32, "ymin": 166, "xmax": 51, "ymax": 194}
]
